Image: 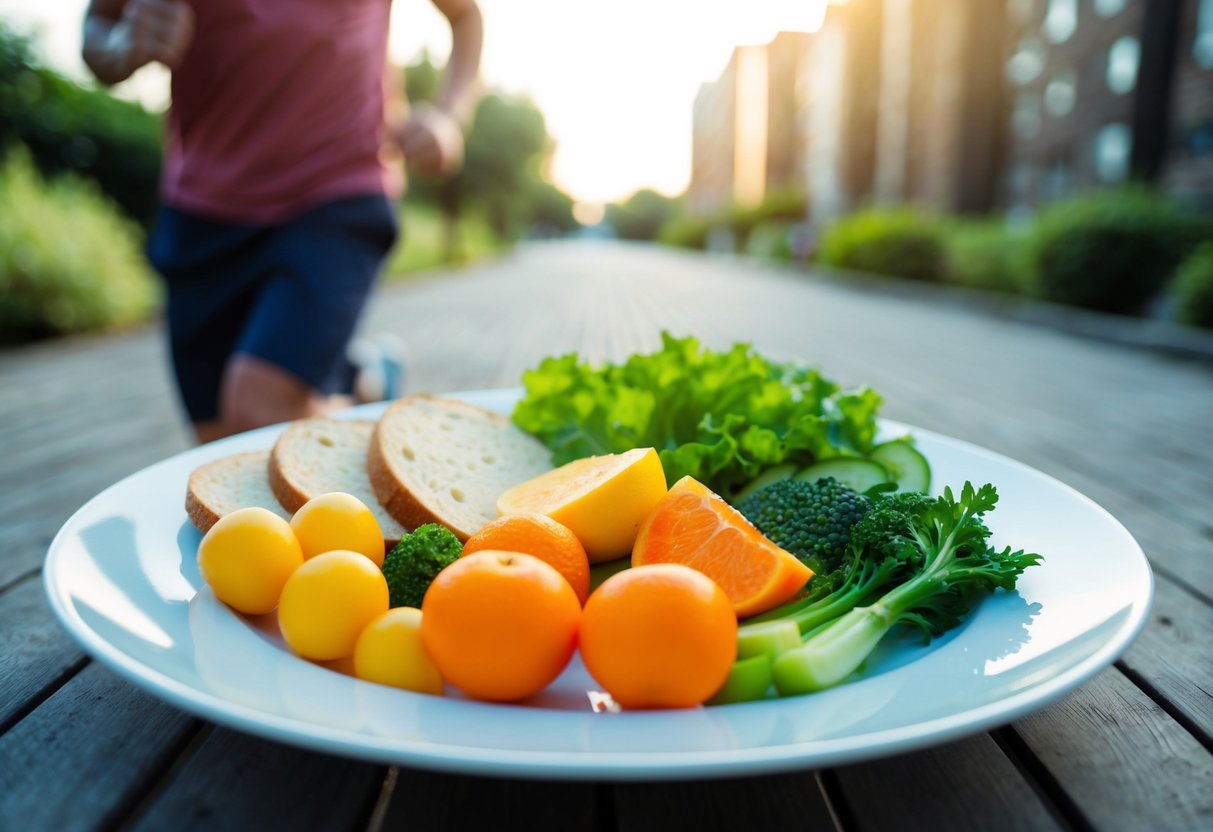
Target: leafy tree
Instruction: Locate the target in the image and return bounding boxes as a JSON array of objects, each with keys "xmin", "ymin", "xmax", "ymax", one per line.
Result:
[
  {"xmin": 606, "ymin": 189, "xmax": 683, "ymax": 241},
  {"xmin": 400, "ymin": 54, "xmax": 576, "ymax": 255}
]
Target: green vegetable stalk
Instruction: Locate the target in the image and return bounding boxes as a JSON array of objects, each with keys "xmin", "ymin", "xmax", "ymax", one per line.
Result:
[
  {"xmin": 771, "ymin": 483, "xmax": 1041, "ymax": 694},
  {"xmin": 714, "ymin": 483, "xmax": 1041, "ymax": 703}
]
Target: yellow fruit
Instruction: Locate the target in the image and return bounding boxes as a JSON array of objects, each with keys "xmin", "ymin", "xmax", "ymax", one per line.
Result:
[
  {"xmin": 496, "ymin": 447, "xmax": 667, "ymax": 563},
  {"xmin": 290, "ymin": 491, "xmax": 385, "ymax": 566},
  {"xmin": 353, "ymin": 607, "xmax": 444, "ymax": 695},
  {"xmin": 197, "ymin": 507, "xmax": 303, "ymax": 615},
  {"xmin": 278, "ymin": 550, "xmax": 389, "ymax": 660}
]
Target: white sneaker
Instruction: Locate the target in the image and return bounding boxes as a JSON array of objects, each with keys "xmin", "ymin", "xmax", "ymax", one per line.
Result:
[{"xmin": 349, "ymin": 333, "xmax": 408, "ymax": 403}]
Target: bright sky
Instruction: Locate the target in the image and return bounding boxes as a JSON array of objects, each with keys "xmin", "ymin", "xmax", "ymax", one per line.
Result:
[{"xmin": 0, "ymin": 0, "xmax": 826, "ymax": 208}]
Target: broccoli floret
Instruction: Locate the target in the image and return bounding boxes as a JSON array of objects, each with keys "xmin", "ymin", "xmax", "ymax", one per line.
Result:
[
  {"xmin": 382, "ymin": 523, "xmax": 463, "ymax": 608},
  {"xmin": 736, "ymin": 477, "xmax": 873, "ymax": 574}
]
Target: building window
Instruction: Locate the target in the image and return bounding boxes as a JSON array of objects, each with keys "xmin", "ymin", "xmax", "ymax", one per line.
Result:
[
  {"xmin": 1008, "ymin": 37, "xmax": 1047, "ymax": 85},
  {"xmin": 1094, "ymin": 123, "xmax": 1132, "ymax": 183},
  {"xmin": 1197, "ymin": 0, "xmax": 1213, "ymax": 70},
  {"xmin": 1043, "ymin": 0, "xmax": 1078, "ymax": 44},
  {"xmin": 1092, "ymin": 0, "xmax": 1127, "ymax": 17},
  {"xmin": 1045, "ymin": 68, "xmax": 1078, "ymax": 116},
  {"xmin": 1107, "ymin": 36, "xmax": 1140, "ymax": 94},
  {"xmin": 1013, "ymin": 93, "xmax": 1044, "ymax": 139}
]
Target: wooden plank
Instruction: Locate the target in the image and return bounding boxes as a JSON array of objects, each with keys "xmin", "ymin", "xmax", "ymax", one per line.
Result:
[
  {"xmin": 0, "ymin": 662, "xmax": 197, "ymax": 832},
  {"xmin": 0, "ymin": 574, "xmax": 86, "ymax": 730},
  {"xmin": 830, "ymin": 734, "xmax": 1064, "ymax": 832},
  {"xmin": 1011, "ymin": 668, "xmax": 1213, "ymax": 831},
  {"xmin": 377, "ymin": 768, "xmax": 601, "ymax": 831},
  {"xmin": 128, "ymin": 727, "xmax": 385, "ymax": 832},
  {"xmin": 612, "ymin": 770, "xmax": 837, "ymax": 831},
  {"xmin": 1118, "ymin": 575, "xmax": 1213, "ymax": 743}
]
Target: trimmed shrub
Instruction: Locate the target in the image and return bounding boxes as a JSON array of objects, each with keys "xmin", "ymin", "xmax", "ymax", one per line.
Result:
[
  {"xmin": 745, "ymin": 220, "xmax": 798, "ymax": 261},
  {"xmin": 1, "ymin": 25, "xmax": 162, "ymax": 229},
  {"xmin": 658, "ymin": 214, "xmax": 713, "ymax": 250},
  {"xmin": 945, "ymin": 221, "xmax": 1029, "ymax": 293},
  {"xmin": 1171, "ymin": 244, "xmax": 1213, "ymax": 330},
  {"xmin": 816, "ymin": 208, "xmax": 948, "ymax": 282},
  {"xmin": 727, "ymin": 188, "xmax": 807, "ymax": 249},
  {"xmin": 1024, "ymin": 189, "xmax": 1186, "ymax": 315},
  {"xmin": 606, "ymin": 189, "xmax": 683, "ymax": 241},
  {"xmin": 0, "ymin": 148, "xmax": 159, "ymax": 343}
]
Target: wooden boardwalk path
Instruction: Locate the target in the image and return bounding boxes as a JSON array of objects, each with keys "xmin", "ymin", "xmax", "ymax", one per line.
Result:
[{"xmin": 2, "ymin": 240, "xmax": 1211, "ymax": 830}]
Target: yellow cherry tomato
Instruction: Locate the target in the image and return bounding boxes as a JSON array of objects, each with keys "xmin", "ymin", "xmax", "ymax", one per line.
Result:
[
  {"xmin": 353, "ymin": 607, "xmax": 444, "ymax": 695},
  {"xmin": 197, "ymin": 507, "xmax": 303, "ymax": 615},
  {"xmin": 290, "ymin": 491, "xmax": 385, "ymax": 566},
  {"xmin": 278, "ymin": 550, "xmax": 389, "ymax": 660}
]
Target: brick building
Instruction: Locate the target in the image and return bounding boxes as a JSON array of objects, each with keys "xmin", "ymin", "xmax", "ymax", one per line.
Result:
[
  {"xmin": 1004, "ymin": 0, "xmax": 1213, "ymax": 210},
  {"xmin": 688, "ymin": 46, "xmax": 767, "ymax": 214},
  {"xmin": 688, "ymin": 0, "xmax": 1213, "ymax": 223},
  {"xmin": 688, "ymin": 34, "xmax": 812, "ymax": 215}
]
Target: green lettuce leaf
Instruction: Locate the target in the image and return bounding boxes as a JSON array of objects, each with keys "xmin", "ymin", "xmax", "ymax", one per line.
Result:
[{"xmin": 512, "ymin": 333, "xmax": 883, "ymax": 496}]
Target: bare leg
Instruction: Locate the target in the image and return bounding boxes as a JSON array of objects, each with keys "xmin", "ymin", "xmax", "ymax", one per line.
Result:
[{"xmin": 192, "ymin": 353, "xmax": 352, "ymax": 442}]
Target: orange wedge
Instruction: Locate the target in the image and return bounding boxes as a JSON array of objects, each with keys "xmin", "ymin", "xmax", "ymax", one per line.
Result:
[
  {"xmin": 497, "ymin": 447, "xmax": 668, "ymax": 564},
  {"xmin": 632, "ymin": 476, "xmax": 814, "ymax": 618}
]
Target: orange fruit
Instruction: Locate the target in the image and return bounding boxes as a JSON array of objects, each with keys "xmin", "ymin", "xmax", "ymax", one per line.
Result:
[
  {"xmin": 420, "ymin": 550, "xmax": 581, "ymax": 702},
  {"xmin": 496, "ymin": 447, "xmax": 667, "ymax": 563},
  {"xmin": 632, "ymin": 476, "xmax": 813, "ymax": 618},
  {"xmin": 462, "ymin": 513, "xmax": 591, "ymax": 605},
  {"xmin": 579, "ymin": 563, "xmax": 737, "ymax": 709}
]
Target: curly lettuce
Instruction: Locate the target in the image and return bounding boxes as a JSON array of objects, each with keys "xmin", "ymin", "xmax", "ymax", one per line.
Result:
[{"xmin": 512, "ymin": 333, "xmax": 882, "ymax": 497}]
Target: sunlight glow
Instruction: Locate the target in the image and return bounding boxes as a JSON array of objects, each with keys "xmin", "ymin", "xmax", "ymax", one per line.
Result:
[{"xmin": 1, "ymin": 0, "xmax": 828, "ymax": 205}]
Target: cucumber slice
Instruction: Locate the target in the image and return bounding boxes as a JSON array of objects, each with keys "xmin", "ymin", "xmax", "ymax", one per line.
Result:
[
  {"xmin": 734, "ymin": 463, "xmax": 799, "ymax": 502},
  {"xmin": 868, "ymin": 440, "xmax": 931, "ymax": 493},
  {"xmin": 793, "ymin": 458, "xmax": 891, "ymax": 493}
]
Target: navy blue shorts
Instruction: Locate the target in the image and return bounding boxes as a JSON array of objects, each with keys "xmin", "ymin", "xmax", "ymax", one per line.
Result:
[{"xmin": 147, "ymin": 194, "xmax": 399, "ymax": 422}]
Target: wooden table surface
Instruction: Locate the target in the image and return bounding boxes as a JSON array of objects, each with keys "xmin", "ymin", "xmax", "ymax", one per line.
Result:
[{"xmin": 2, "ymin": 241, "xmax": 1211, "ymax": 831}]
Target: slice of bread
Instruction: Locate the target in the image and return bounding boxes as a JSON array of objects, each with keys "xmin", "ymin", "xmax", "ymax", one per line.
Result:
[
  {"xmin": 368, "ymin": 394, "xmax": 554, "ymax": 540},
  {"xmin": 268, "ymin": 417, "xmax": 407, "ymax": 545},
  {"xmin": 186, "ymin": 451, "xmax": 290, "ymax": 533}
]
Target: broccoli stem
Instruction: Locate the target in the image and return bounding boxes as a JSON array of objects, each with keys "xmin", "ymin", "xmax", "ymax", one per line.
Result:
[{"xmin": 770, "ymin": 572, "xmax": 948, "ymax": 694}]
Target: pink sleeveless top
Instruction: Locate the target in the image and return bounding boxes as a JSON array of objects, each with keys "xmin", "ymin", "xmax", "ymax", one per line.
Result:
[{"xmin": 162, "ymin": 0, "xmax": 397, "ymax": 223}]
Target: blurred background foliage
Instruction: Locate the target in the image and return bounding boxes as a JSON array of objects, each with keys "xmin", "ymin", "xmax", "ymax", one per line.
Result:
[
  {"xmin": 3, "ymin": 22, "xmax": 1213, "ymax": 344},
  {"xmin": 0, "ymin": 146, "xmax": 158, "ymax": 343}
]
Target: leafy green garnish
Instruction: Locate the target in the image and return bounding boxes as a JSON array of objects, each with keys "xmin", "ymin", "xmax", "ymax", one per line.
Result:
[{"xmin": 512, "ymin": 332, "xmax": 882, "ymax": 495}]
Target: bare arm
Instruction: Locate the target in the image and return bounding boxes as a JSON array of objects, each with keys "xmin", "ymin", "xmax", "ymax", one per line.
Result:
[
  {"xmin": 432, "ymin": 0, "xmax": 484, "ymax": 127},
  {"xmin": 396, "ymin": 0, "xmax": 484, "ymax": 176},
  {"xmin": 82, "ymin": 0, "xmax": 194, "ymax": 86}
]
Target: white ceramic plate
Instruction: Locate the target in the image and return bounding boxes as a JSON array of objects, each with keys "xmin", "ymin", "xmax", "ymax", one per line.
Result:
[{"xmin": 43, "ymin": 389, "xmax": 1152, "ymax": 781}]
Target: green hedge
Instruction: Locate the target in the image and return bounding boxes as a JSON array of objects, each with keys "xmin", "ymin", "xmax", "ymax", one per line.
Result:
[
  {"xmin": 1172, "ymin": 244, "xmax": 1213, "ymax": 330},
  {"xmin": 1, "ymin": 25, "xmax": 162, "ymax": 229},
  {"xmin": 658, "ymin": 214, "xmax": 712, "ymax": 250},
  {"xmin": 0, "ymin": 149, "xmax": 159, "ymax": 343},
  {"xmin": 817, "ymin": 208, "xmax": 948, "ymax": 282},
  {"xmin": 1024, "ymin": 189, "xmax": 1187, "ymax": 315},
  {"xmin": 945, "ymin": 221, "xmax": 1028, "ymax": 293}
]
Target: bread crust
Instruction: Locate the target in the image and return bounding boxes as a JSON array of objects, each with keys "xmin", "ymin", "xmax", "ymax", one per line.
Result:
[
  {"xmin": 367, "ymin": 398, "xmax": 468, "ymax": 537},
  {"xmin": 184, "ymin": 451, "xmax": 276, "ymax": 533},
  {"xmin": 368, "ymin": 394, "xmax": 548, "ymax": 541},
  {"xmin": 184, "ymin": 480, "xmax": 223, "ymax": 533},
  {"xmin": 271, "ymin": 417, "xmax": 405, "ymax": 546}
]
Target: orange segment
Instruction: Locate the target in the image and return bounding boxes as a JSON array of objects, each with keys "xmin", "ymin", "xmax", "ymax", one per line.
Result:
[
  {"xmin": 632, "ymin": 476, "xmax": 814, "ymax": 618},
  {"xmin": 496, "ymin": 447, "xmax": 668, "ymax": 564}
]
